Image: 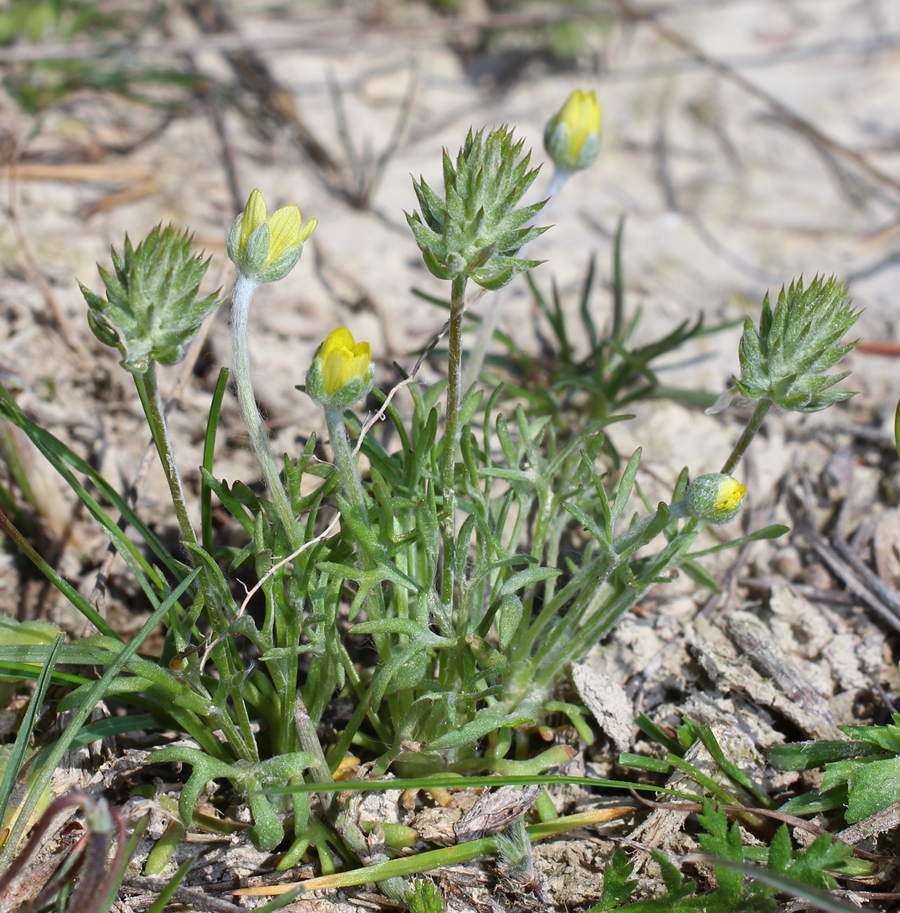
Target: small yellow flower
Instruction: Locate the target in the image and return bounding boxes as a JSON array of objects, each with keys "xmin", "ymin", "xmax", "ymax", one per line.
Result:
[
  {"xmin": 544, "ymin": 89, "xmax": 603, "ymax": 173},
  {"xmin": 685, "ymin": 473, "xmax": 746, "ymax": 524},
  {"xmin": 228, "ymin": 189, "xmax": 317, "ymax": 284},
  {"xmin": 306, "ymin": 327, "xmax": 375, "ymax": 410},
  {"xmin": 320, "ymin": 328, "xmax": 371, "ymax": 397}
]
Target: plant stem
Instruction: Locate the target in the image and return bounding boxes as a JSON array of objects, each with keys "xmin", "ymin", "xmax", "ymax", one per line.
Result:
[
  {"xmin": 323, "ymin": 406, "xmax": 395, "ymax": 682},
  {"xmin": 324, "ymin": 408, "xmax": 368, "ymax": 518},
  {"xmin": 135, "ymin": 365, "xmax": 198, "ymax": 551},
  {"xmin": 436, "ymin": 274, "xmax": 468, "ymax": 644},
  {"xmin": 611, "ymin": 213, "xmax": 626, "ymax": 342},
  {"xmin": 442, "ymin": 274, "xmax": 468, "ymax": 491},
  {"xmin": 230, "ymin": 274, "xmax": 301, "ymax": 551},
  {"xmin": 134, "ymin": 365, "xmax": 233, "ymax": 640},
  {"xmin": 720, "ymin": 398, "xmax": 773, "ymax": 475}
]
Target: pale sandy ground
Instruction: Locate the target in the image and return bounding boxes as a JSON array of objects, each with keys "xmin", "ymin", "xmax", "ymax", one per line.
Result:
[{"xmin": 3, "ymin": 0, "xmax": 898, "ymax": 517}]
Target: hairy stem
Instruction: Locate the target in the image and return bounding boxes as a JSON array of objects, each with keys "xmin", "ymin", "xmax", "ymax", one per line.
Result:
[
  {"xmin": 230, "ymin": 274, "xmax": 301, "ymax": 550},
  {"xmin": 442, "ymin": 274, "xmax": 468, "ymax": 491},
  {"xmin": 324, "ymin": 407, "xmax": 368, "ymax": 519},
  {"xmin": 438, "ymin": 274, "xmax": 468, "ymax": 640}
]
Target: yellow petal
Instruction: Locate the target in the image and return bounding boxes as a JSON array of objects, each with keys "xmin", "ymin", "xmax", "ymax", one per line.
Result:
[
  {"xmin": 320, "ymin": 327, "xmax": 356, "ymax": 361},
  {"xmin": 566, "ymin": 90, "xmax": 601, "ymax": 159},
  {"xmin": 240, "ymin": 189, "xmax": 267, "ymax": 254},
  {"xmin": 298, "ymin": 216, "xmax": 319, "ymax": 244},
  {"xmin": 266, "ymin": 205, "xmax": 302, "ymax": 263},
  {"xmin": 716, "ymin": 479, "xmax": 746, "ymax": 512},
  {"xmin": 323, "ymin": 347, "xmax": 354, "ymax": 396},
  {"xmin": 348, "ymin": 352, "xmax": 370, "ymax": 384}
]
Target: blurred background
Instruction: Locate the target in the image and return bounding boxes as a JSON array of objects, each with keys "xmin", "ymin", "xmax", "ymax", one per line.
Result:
[{"xmin": 1, "ymin": 0, "xmax": 898, "ymax": 499}]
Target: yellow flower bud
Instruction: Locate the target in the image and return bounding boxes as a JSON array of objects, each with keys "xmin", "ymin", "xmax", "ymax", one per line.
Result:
[
  {"xmin": 320, "ymin": 328, "xmax": 371, "ymax": 396},
  {"xmin": 228, "ymin": 189, "xmax": 317, "ymax": 284},
  {"xmin": 544, "ymin": 89, "xmax": 603, "ymax": 173},
  {"xmin": 685, "ymin": 473, "xmax": 747, "ymax": 524},
  {"xmin": 306, "ymin": 327, "xmax": 375, "ymax": 410}
]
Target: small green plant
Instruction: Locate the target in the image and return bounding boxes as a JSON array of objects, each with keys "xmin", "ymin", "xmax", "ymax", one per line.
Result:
[
  {"xmin": 616, "ymin": 717, "xmax": 874, "ymax": 911},
  {"xmin": 0, "ymin": 87, "xmax": 862, "ymax": 907},
  {"xmin": 770, "ymin": 714, "xmax": 900, "ymax": 825},
  {"xmin": 587, "ymin": 803, "xmax": 856, "ymax": 913}
]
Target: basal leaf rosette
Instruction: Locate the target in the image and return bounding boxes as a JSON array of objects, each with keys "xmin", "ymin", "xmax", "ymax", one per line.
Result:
[{"xmin": 406, "ymin": 125, "xmax": 549, "ymax": 290}]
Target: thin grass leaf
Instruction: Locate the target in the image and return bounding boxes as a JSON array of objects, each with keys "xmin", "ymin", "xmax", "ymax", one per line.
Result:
[
  {"xmin": 0, "ymin": 510, "xmax": 119, "ymax": 640},
  {"xmin": 0, "ymin": 567, "xmax": 200, "ymax": 870},
  {"xmin": 144, "ymin": 853, "xmax": 195, "ymax": 913},
  {"xmin": 0, "ymin": 635, "xmax": 62, "ymax": 847},
  {"xmin": 0, "ymin": 388, "xmax": 183, "ymax": 581}
]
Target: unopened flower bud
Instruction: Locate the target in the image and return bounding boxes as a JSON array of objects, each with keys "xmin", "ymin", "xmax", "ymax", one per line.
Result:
[
  {"xmin": 685, "ymin": 473, "xmax": 746, "ymax": 524},
  {"xmin": 732, "ymin": 276, "xmax": 859, "ymax": 413},
  {"xmin": 406, "ymin": 126, "xmax": 548, "ymax": 290},
  {"xmin": 543, "ymin": 89, "xmax": 602, "ymax": 173},
  {"xmin": 306, "ymin": 327, "xmax": 375, "ymax": 410},
  {"xmin": 80, "ymin": 224, "xmax": 220, "ymax": 374}
]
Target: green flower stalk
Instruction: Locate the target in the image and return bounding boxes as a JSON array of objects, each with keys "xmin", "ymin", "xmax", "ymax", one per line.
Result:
[
  {"xmin": 306, "ymin": 327, "xmax": 398, "ymax": 732},
  {"xmin": 543, "ymin": 88, "xmax": 603, "ymax": 174},
  {"xmin": 408, "ymin": 126, "xmax": 549, "ymax": 493},
  {"xmin": 228, "ymin": 189, "xmax": 318, "ymax": 548},
  {"xmin": 408, "ymin": 126, "xmax": 552, "ymax": 656}
]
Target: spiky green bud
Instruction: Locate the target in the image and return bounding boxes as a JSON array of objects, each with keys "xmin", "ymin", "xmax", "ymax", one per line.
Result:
[
  {"xmin": 406, "ymin": 126, "xmax": 549, "ymax": 290},
  {"xmin": 733, "ymin": 275, "xmax": 859, "ymax": 413},
  {"xmin": 80, "ymin": 224, "xmax": 221, "ymax": 374}
]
